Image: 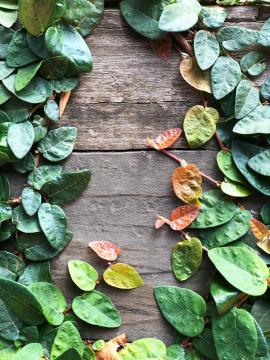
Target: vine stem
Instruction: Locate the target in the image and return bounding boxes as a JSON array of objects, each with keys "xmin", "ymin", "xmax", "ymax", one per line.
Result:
[
  {"xmin": 160, "ymin": 149, "xmax": 221, "ymax": 187},
  {"xmin": 215, "ymin": 131, "xmax": 229, "ymax": 152},
  {"xmin": 172, "ymin": 33, "xmax": 194, "ymax": 57}
]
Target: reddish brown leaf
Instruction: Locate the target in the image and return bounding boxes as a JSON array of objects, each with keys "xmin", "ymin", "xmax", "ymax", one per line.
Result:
[
  {"xmin": 96, "ymin": 334, "xmax": 127, "ymax": 360},
  {"xmin": 149, "ymin": 35, "xmax": 172, "ymax": 61},
  {"xmin": 59, "ymin": 91, "xmax": 71, "ymax": 117},
  {"xmin": 155, "ymin": 216, "xmax": 166, "ymax": 229},
  {"xmin": 88, "ymin": 241, "xmax": 122, "ymax": 261},
  {"xmin": 170, "ymin": 204, "xmax": 200, "ymax": 230},
  {"xmin": 250, "ymin": 219, "xmax": 270, "ymax": 242},
  {"xmin": 147, "ymin": 128, "xmax": 182, "ymax": 150},
  {"xmin": 172, "ymin": 164, "xmax": 202, "ymax": 205}
]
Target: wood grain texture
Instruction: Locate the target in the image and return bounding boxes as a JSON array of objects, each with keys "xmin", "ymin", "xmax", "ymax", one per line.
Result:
[{"xmin": 62, "ymin": 8, "xmax": 270, "ymax": 151}]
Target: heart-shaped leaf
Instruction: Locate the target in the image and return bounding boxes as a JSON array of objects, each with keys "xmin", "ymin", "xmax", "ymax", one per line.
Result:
[
  {"xmin": 103, "ymin": 263, "xmax": 144, "ymax": 289},
  {"xmin": 22, "ymin": 188, "xmax": 41, "ymax": 216},
  {"xmin": 68, "ymin": 260, "xmax": 98, "ymax": 291},
  {"xmin": 147, "ymin": 128, "xmax": 181, "ymax": 150},
  {"xmin": 28, "ymin": 164, "xmax": 62, "ymax": 190},
  {"xmin": 7, "ymin": 121, "xmax": 34, "ymax": 159},
  {"xmin": 235, "ymin": 80, "xmax": 260, "ymax": 120},
  {"xmin": 12, "ymin": 205, "xmax": 41, "ymax": 233},
  {"xmin": 194, "ymin": 30, "xmax": 220, "ymax": 70},
  {"xmin": 216, "ymin": 150, "xmax": 245, "ymax": 184},
  {"xmin": 221, "ymin": 178, "xmax": 252, "ymax": 197},
  {"xmin": 88, "ymin": 240, "xmax": 122, "ymax": 262},
  {"xmin": 44, "ymin": 99, "xmax": 60, "ymax": 122},
  {"xmin": 18, "ymin": 261, "xmax": 52, "ymax": 286},
  {"xmin": 180, "ymin": 57, "xmax": 211, "ymax": 93},
  {"xmin": 157, "ymin": 204, "xmax": 200, "ymax": 231},
  {"xmin": 199, "ymin": 7, "xmax": 228, "ymax": 28}
]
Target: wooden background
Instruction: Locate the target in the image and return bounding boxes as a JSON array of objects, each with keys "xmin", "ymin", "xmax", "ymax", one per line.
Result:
[{"xmin": 34, "ymin": 5, "xmax": 270, "ymax": 343}]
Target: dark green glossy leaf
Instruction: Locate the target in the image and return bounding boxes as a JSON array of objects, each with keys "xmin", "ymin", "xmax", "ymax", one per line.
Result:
[
  {"xmin": 0, "ymin": 203, "xmax": 12, "ymax": 223},
  {"xmin": 7, "ymin": 121, "xmax": 34, "ymax": 159},
  {"xmin": 16, "ymin": 230, "xmax": 72, "ymax": 261},
  {"xmin": 13, "ymin": 343, "xmax": 44, "ymax": 360},
  {"xmin": 261, "ymin": 77, "xmax": 270, "ymax": 100},
  {"xmin": 41, "ymin": 169, "xmax": 91, "ymax": 205},
  {"xmin": 211, "ymin": 56, "xmax": 241, "ymax": 100},
  {"xmin": 0, "ymin": 298, "xmax": 23, "ymax": 341},
  {"xmin": 261, "ymin": 203, "xmax": 270, "ymax": 225},
  {"xmin": 172, "ymin": 237, "xmax": 202, "ymax": 282},
  {"xmin": 189, "ymin": 190, "xmax": 237, "ymax": 229},
  {"xmin": 55, "ymin": 348, "xmax": 82, "ymax": 360},
  {"xmin": 27, "ymin": 33, "xmax": 49, "ymax": 59},
  {"xmin": 208, "ymin": 246, "xmax": 269, "ymax": 296},
  {"xmin": 0, "ymin": 222, "xmax": 15, "ymax": 242},
  {"xmin": 6, "ymin": 29, "xmax": 38, "ymax": 67},
  {"xmin": 0, "ymin": 278, "xmax": 44, "ymax": 325},
  {"xmin": 0, "ymin": 251, "xmax": 25, "ymax": 280},
  {"xmin": 0, "ymin": 173, "xmax": 9, "ymax": 201},
  {"xmin": 30, "ymin": 282, "xmax": 67, "ymax": 326},
  {"xmin": 258, "ymin": 18, "xmax": 270, "ymax": 47},
  {"xmin": 18, "ymin": 261, "xmax": 52, "ymax": 286},
  {"xmin": 72, "ymin": 290, "xmax": 121, "ymax": 328},
  {"xmin": 15, "ymin": 61, "xmax": 43, "ymax": 92},
  {"xmin": 233, "ymin": 105, "xmax": 270, "ymax": 135},
  {"xmin": 38, "ymin": 127, "xmax": 77, "ymax": 162},
  {"xmin": 199, "ymin": 6, "xmax": 227, "ymax": 28},
  {"xmin": 240, "ymin": 51, "xmax": 266, "ymax": 77},
  {"xmin": 0, "ymin": 61, "xmax": 14, "ymax": 80},
  {"xmin": 44, "ymin": 99, "xmax": 59, "ymax": 122},
  {"xmin": 12, "ymin": 152, "xmax": 35, "ymax": 174},
  {"xmin": 21, "ymin": 188, "xmax": 41, "ymax": 216},
  {"xmin": 12, "ymin": 205, "xmax": 41, "ymax": 233},
  {"xmin": 198, "ymin": 208, "xmax": 251, "ymax": 249},
  {"xmin": 217, "ymin": 26, "xmax": 258, "ymax": 51},
  {"xmin": 38, "ymin": 203, "xmax": 67, "ymax": 250},
  {"xmin": 120, "ymin": 0, "xmax": 165, "ymax": 40},
  {"xmin": 40, "ymin": 56, "xmax": 69, "ymax": 80},
  {"xmin": 193, "ymin": 328, "xmax": 218, "ymax": 360},
  {"xmin": 28, "ymin": 164, "xmax": 62, "ymax": 190},
  {"xmin": 154, "ymin": 286, "xmax": 206, "ymax": 337},
  {"xmin": 231, "ymin": 140, "xmax": 270, "ymax": 196},
  {"xmin": 194, "ymin": 30, "xmax": 220, "ymax": 70},
  {"xmin": 254, "ymin": 319, "xmax": 268, "ymax": 358},
  {"xmin": 45, "ymin": 25, "xmax": 93, "ymax": 74},
  {"xmin": 235, "ymin": 80, "xmax": 260, "ymax": 120},
  {"xmin": 213, "ymin": 307, "xmax": 258, "ymax": 360},
  {"xmin": 0, "ymin": 26, "xmax": 13, "ymax": 60},
  {"xmin": 251, "ymin": 299, "xmax": 270, "ymax": 333},
  {"xmin": 68, "ymin": 260, "xmax": 98, "ymax": 291},
  {"xmin": 248, "ymin": 149, "xmax": 270, "ymax": 176}
]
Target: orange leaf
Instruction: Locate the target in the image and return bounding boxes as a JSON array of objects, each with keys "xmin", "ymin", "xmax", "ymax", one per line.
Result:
[
  {"xmin": 250, "ymin": 219, "xmax": 270, "ymax": 242},
  {"xmin": 169, "ymin": 205, "xmax": 200, "ymax": 230},
  {"xmin": 59, "ymin": 91, "xmax": 71, "ymax": 117},
  {"xmin": 147, "ymin": 128, "xmax": 182, "ymax": 150},
  {"xmin": 172, "ymin": 164, "xmax": 202, "ymax": 205},
  {"xmin": 88, "ymin": 241, "xmax": 122, "ymax": 262},
  {"xmin": 149, "ymin": 35, "xmax": 172, "ymax": 61},
  {"xmin": 155, "ymin": 216, "xmax": 166, "ymax": 229},
  {"xmin": 96, "ymin": 334, "xmax": 127, "ymax": 360}
]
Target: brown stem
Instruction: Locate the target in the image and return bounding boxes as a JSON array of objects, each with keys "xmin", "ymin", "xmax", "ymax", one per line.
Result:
[
  {"xmin": 215, "ymin": 131, "xmax": 229, "ymax": 152},
  {"xmin": 30, "ymin": 103, "xmax": 43, "ymax": 117},
  {"xmin": 8, "ymin": 197, "xmax": 21, "ymax": 205},
  {"xmin": 64, "ymin": 306, "xmax": 72, "ymax": 314},
  {"xmin": 236, "ymin": 294, "xmax": 249, "ymax": 308},
  {"xmin": 172, "ymin": 33, "xmax": 194, "ymax": 57},
  {"xmin": 160, "ymin": 149, "xmax": 220, "ymax": 187},
  {"xmin": 34, "ymin": 150, "xmax": 41, "ymax": 168}
]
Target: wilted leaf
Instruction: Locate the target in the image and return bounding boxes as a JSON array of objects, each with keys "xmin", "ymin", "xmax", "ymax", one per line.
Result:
[
  {"xmin": 172, "ymin": 237, "xmax": 202, "ymax": 282},
  {"xmin": 147, "ymin": 128, "xmax": 181, "ymax": 150},
  {"xmin": 180, "ymin": 57, "xmax": 211, "ymax": 93},
  {"xmin": 250, "ymin": 219, "xmax": 270, "ymax": 254},
  {"xmin": 68, "ymin": 260, "xmax": 98, "ymax": 291},
  {"xmin": 96, "ymin": 334, "xmax": 127, "ymax": 360},
  {"xmin": 59, "ymin": 91, "xmax": 71, "ymax": 117},
  {"xmin": 103, "ymin": 263, "xmax": 144, "ymax": 289},
  {"xmin": 194, "ymin": 30, "xmax": 220, "ymax": 70},
  {"xmin": 183, "ymin": 105, "xmax": 218, "ymax": 149},
  {"xmin": 172, "ymin": 164, "xmax": 202, "ymax": 205},
  {"xmin": 89, "ymin": 240, "xmax": 122, "ymax": 262}
]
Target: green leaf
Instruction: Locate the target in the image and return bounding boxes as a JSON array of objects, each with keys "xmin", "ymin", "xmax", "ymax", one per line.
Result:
[
  {"xmin": 68, "ymin": 260, "xmax": 98, "ymax": 291},
  {"xmin": 51, "ymin": 77, "xmax": 78, "ymax": 93},
  {"xmin": 221, "ymin": 178, "xmax": 252, "ymax": 197},
  {"xmin": 18, "ymin": 325, "xmax": 39, "ymax": 346},
  {"xmin": 231, "ymin": 139, "xmax": 270, "ymax": 196},
  {"xmin": 261, "ymin": 203, "xmax": 270, "ymax": 225},
  {"xmin": 210, "ymin": 277, "xmax": 246, "ymax": 315},
  {"xmin": 7, "ymin": 121, "xmax": 34, "ymax": 159},
  {"xmin": 183, "ymin": 105, "xmax": 218, "ymax": 148},
  {"xmin": 0, "ymin": 222, "xmax": 15, "ymax": 242},
  {"xmin": 30, "ymin": 282, "xmax": 67, "ymax": 326},
  {"xmin": 251, "ymin": 300, "xmax": 270, "ymax": 333},
  {"xmin": 0, "ymin": 26, "xmax": 13, "ymax": 60},
  {"xmin": 234, "ymin": 105, "xmax": 270, "ymax": 135},
  {"xmin": 6, "ymin": 29, "xmax": 38, "ymax": 68},
  {"xmin": 0, "ymin": 9, "xmax": 17, "ymax": 28},
  {"xmin": 248, "ymin": 149, "xmax": 270, "ymax": 176},
  {"xmin": 199, "ymin": 7, "xmax": 228, "ymax": 28},
  {"xmin": 213, "ymin": 308, "xmax": 258, "ymax": 360},
  {"xmin": 28, "ymin": 164, "xmax": 62, "ymax": 190},
  {"xmin": 165, "ymin": 345, "xmax": 187, "ymax": 360},
  {"xmin": 12, "ymin": 205, "xmax": 41, "ymax": 233},
  {"xmin": 119, "ymin": 338, "xmax": 167, "ymax": 360},
  {"xmin": 0, "ymin": 173, "xmax": 9, "ymax": 201},
  {"xmin": 172, "ymin": 237, "xmax": 202, "ymax": 282},
  {"xmin": 0, "ymin": 278, "xmax": 44, "ymax": 325},
  {"xmin": 21, "ymin": 188, "xmax": 41, "ymax": 216},
  {"xmin": 103, "ymin": 263, "xmax": 144, "ymax": 289},
  {"xmin": 235, "ymin": 80, "xmax": 260, "ymax": 120},
  {"xmin": 18, "ymin": 261, "xmax": 52, "ymax": 286},
  {"xmin": 13, "ymin": 152, "xmax": 35, "ymax": 174},
  {"xmin": 153, "ymin": 286, "xmax": 206, "ymax": 337},
  {"xmin": 44, "ymin": 99, "xmax": 59, "ymax": 122},
  {"xmin": 257, "ymin": 18, "xmax": 270, "ymax": 47},
  {"xmin": 194, "ymin": 30, "xmax": 220, "ymax": 70},
  {"xmin": 18, "ymin": 0, "xmax": 65, "ymax": 36},
  {"xmin": 13, "ymin": 343, "xmax": 44, "ymax": 360},
  {"xmin": 15, "ymin": 61, "xmax": 43, "ymax": 92},
  {"xmin": 0, "ymin": 298, "xmax": 23, "ymax": 341},
  {"xmin": 120, "ymin": 0, "xmax": 165, "ymax": 40},
  {"xmin": 27, "ymin": 33, "xmax": 49, "ymax": 59},
  {"xmin": 38, "ymin": 203, "xmax": 67, "ymax": 250},
  {"xmin": 72, "ymin": 290, "xmax": 121, "ymax": 328},
  {"xmin": 240, "ymin": 51, "xmax": 266, "ymax": 77},
  {"xmin": 261, "ymin": 77, "xmax": 270, "ymax": 100},
  {"xmin": 55, "ymin": 348, "xmax": 82, "ymax": 360},
  {"xmin": 32, "ymin": 115, "xmax": 47, "ymax": 143},
  {"xmin": 217, "ymin": 26, "xmax": 258, "ymax": 51},
  {"xmin": 189, "ymin": 190, "xmax": 237, "ymax": 229},
  {"xmin": 254, "ymin": 319, "xmax": 268, "ymax": 358},
  {"xmin": 38, "ymin": 127, "xmax": 77, "ymax": 162},
  {"xmin": 50, "ymin": 321, "xmax": 84, "ymax": 360},
  {"xmin": 64, "ymin": 0, "xmax": 104, "ymax": 37},
  {"xmin": 208, "ymin": 246, "xmax": 269, "ymax": 296},
  {"xmin": 216, "ymin": 150, "xmax": 245, "ymax": 184},
  {"xmin": 41, "ymin": 169, "xmax": 91, "ymax": 205},
  {"xmin": 198, "ymin": 208, "xmax": 252, "ymax": 249},
  {"xmin": 193, "ymin": 328, "xmax": 218, "ymax": 360},
  {"xmin": 92, "ymin": 340, "xmax": 105, "ymax": 351},
  {"xmin": 0, "ymin": 251, "xmax": 25, "ymax": 280},
  {"xmin": 159, "ymin": 0, "xmax": 201, "ymax": 32},
  {"xmin": 3, "ymin": 74, "xmax": 52, "ymax": 103},
  {"xmin": 0, "ymin": 61, "xmax": 14, "ymax": 80},
  {"xmin": 45, "ymin": 25, "xmax": 93, "ymax": 74},
  {"xmin": 82, "ymin": 346, "xmax": 95, "ymax": 360},
  {"xmin": 40, "ymin": 56, "xmax": 69, "ymax": 80},
  {"xmin": 16, "ymin": 230, "xmax": 73, "ymax": 261},
  {"xmin": 0, "ymin": 83, "xmax": 12, "ymax": 105},
  {"xmin": 0, "ymin": 203, "xmax": 12, "ymax": 222},
  {"xmin": 211, "ymin": 56, "xmax": 241, "ymax": 100}
]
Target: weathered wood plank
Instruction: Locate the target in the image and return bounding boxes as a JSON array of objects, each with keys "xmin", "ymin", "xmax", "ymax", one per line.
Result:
[{"xmin": 62, "ymin": 10, "xmax": 270, "ymax": 151}]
